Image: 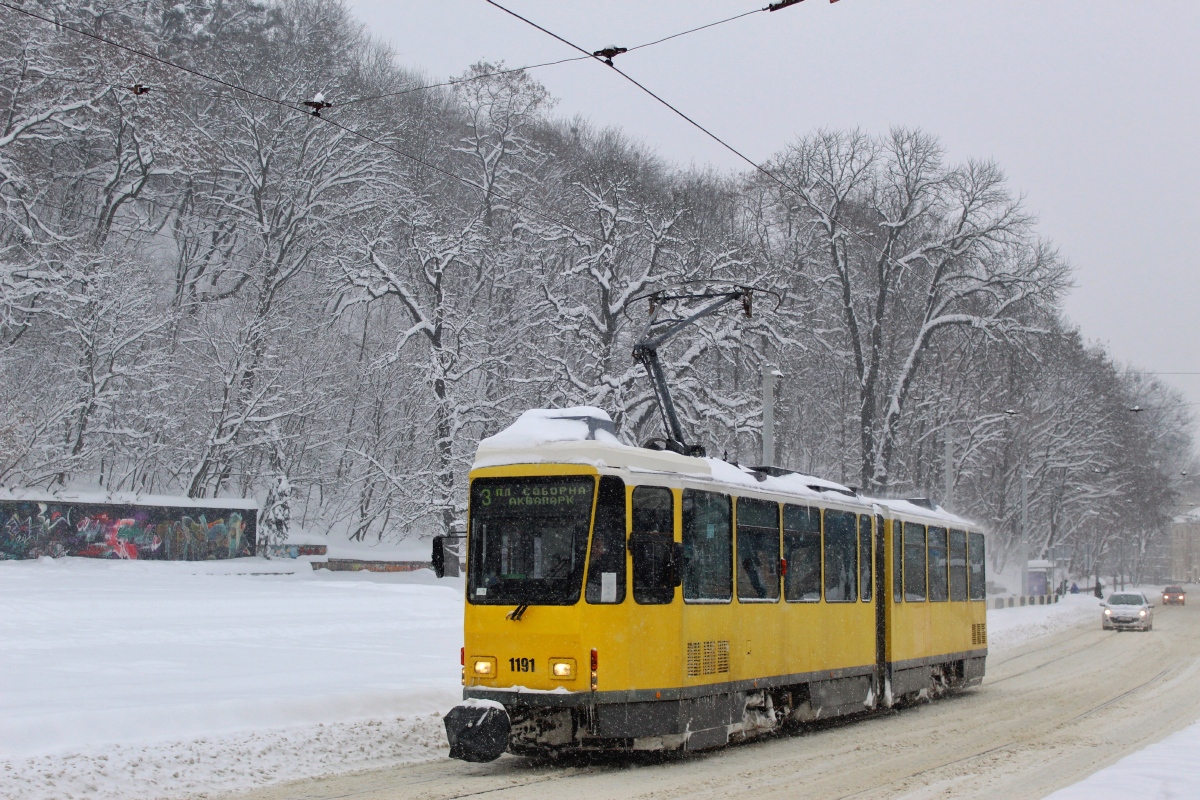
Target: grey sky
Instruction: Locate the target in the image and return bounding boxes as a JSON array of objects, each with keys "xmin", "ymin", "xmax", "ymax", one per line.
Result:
[{"xmin": 346, "ymin": 0, "xmax": 1200, "ymax": 419}]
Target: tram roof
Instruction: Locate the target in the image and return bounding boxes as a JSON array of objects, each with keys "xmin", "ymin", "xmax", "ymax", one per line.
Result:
[{"xmin": 473, "ymin": 407, "xmax": 978, "ymax": 529}]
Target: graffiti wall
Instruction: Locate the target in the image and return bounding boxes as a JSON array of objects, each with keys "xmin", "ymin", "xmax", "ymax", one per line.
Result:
[{"xmin": 0, "ymin": 498, "xmax": 258, "ymax": 560}]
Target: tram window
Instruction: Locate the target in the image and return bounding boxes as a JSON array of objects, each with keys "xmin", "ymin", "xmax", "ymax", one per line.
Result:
[
  {"xmin": 968, "ymin": 532, "xmax": 986, "ymax": 601},
  {"xmin": 683, "ymin": 490, "xmax": 732, "ymax": 602},
  {"xmin": 859, "ymin": 515, "xmax": 873, "ymax": 602},
  {"xmin": 928, "ymin": 526, "xmax": 949, "ymax": 602},
  {"xmin": 783, "ymin": 504, "xmax": 821, "ymax": 602},
  {"xmin": 949, "ymin": 529, "xmax": 968, "ymax": 602},
  {"xmin": 736, "ymin": 498, "xmax": 780, "ymax": 602},
  {"xmin": 903, "ymin": 522, "xmax": 927, "ymax": 601},
  {"xmin": 586, "ymin": 476, "xmax": 627, "ymax": 604},
  {"xmin": 631, "ymin": 486, "xmax": 675, "ymax": 605},
  {"xmin": 892, "ymin": 520, "xmax": 902, "ymax": 603},
  {"xmin": 824, "ymin": 510, "xmax": 857, "ymax": 602}
]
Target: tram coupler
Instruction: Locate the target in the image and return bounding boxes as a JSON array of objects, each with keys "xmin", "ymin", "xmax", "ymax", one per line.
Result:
[{"xmin": 444, "ymin": 700, "xmax": 511, "ymax": 762}]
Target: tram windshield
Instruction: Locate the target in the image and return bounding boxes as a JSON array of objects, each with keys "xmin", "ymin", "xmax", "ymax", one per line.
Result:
[{"xmin": 467, "ymin": 476, "xmax": 594, "ymax": 605}]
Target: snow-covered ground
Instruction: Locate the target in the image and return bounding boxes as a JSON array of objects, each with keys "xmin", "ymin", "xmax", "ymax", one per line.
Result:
[
  {"xmin": 1043, "ymin": 717, "xmax": 1200, "ymax": 800},
  {"xmin": 0, "ymin": 557, "xmax": 463, "ymax": 799},
  {"xmin": 0, "ymin": 558, "xmax": 1167, "ymax": 800}
]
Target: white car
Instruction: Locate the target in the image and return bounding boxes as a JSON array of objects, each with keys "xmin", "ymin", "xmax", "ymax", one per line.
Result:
[{"xmin": 1101, "ymin": 591, "xmax": 1154, "ymax": 632}]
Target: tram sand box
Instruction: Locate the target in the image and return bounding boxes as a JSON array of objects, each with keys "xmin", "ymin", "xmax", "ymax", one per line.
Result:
[{"xmin": 438, "ymin": 408, "xmax": 987, "ymax": 761}]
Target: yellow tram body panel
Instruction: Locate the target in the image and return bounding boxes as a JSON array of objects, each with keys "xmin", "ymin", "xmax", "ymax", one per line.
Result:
[{"xmin": 462, "ymin": 463, "xmax": 978, "ymax": 699}]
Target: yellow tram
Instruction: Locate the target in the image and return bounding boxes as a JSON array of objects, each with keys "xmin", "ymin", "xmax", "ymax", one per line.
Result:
[{"xmin": 440, "ymin": 408, "xmax": 988, "ymax": 762}]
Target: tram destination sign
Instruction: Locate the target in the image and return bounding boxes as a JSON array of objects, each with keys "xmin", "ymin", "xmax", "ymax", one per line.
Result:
[{"xmin": 472, "ymin": 478, "xmax": 593, "ymax": 516}]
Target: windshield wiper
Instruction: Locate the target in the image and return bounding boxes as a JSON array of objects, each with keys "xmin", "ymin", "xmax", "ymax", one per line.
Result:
[{"xmin": 507, "ymin": 555, "xmax": 572, "ymax": 621}]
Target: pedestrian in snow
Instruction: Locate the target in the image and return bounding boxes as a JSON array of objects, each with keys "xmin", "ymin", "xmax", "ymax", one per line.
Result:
[{"xmin": 1070, "ymin": 581, "xmax": 1079, "ymax": 594}]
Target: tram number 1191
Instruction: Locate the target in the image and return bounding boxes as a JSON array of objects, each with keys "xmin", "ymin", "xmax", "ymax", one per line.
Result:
[{"xmin": 509, "ymin": 657, "xmax": 535, "ymax": 673}]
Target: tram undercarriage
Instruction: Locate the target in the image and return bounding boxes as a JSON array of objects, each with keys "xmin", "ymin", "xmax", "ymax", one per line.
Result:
[{"xmin": 446, "ymin": 656, "xmax": 984, "ymax": 761}]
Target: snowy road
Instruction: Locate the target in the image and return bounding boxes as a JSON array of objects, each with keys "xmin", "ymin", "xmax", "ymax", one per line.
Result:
[{"xmin": 219, "ymin": 601, "xmax": 1200, "ymax": 800}]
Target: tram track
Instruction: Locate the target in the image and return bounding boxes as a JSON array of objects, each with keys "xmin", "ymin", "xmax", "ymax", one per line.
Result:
[
  {"xmin": 218, "ymin": 602, "xmax": 1200, "ymax": 800},
  {"xmin": 830, "ymin": 646, "xmax": 1190, "ymax": 800}
]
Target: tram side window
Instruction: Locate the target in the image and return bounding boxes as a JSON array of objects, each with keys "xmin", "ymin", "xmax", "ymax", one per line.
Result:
[
  {"xmin": 892, "ymin": 520, "xmax": 902, "ymax": 603},
  {"xmin": 824, "ymin": 510, "xmax": 857, "ymax": 602},
  {"xmin": 736, "ymin": 498, "xmax": 780, "ymax": 602},
  {"xmin": 859, "ymin": 515, "xmax": 873, "ymax": 602},
  {"xmin": 948, "ymin": 529, "xmax": 968, "ymax": 602},
  {"xmin": 586, "ymin": 476, "xmax": 627, "ymax": 604},
  {"xmin": 968, "ymin": 532, "xmax": 986, "ymax": 601},
  {"xmin": 928, "ymin": 526, "xmax": 948, "ymax": 602},
  {"xmin": 683, "ymin": 489, "xmax": 732, "ymax": 602},
  {"xmin": 631, "ymin": 486, "xmax": 675, "ymax": 605},
  {"xmin": 783, "ymin": 504, "xmax": 821, "ymax": 602},
  {"xmin": 903, "ymin": 521, "xmax": 927, "ymax": 602}
]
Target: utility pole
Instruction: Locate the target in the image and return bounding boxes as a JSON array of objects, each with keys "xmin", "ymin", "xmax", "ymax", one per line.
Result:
[
  {"xmin": 1021, "ymin": 471, "xmax": 1030, "ymax": 597},
  {"xmin": 761, "ymin": 364, "xmax": 782, "ymax": 466}
]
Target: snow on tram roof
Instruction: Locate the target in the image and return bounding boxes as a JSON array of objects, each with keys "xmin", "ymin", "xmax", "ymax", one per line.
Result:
[
  {"xmin": 0, "ymin": 486, "xmax": 259, "ymax": 511},
  {"xmin": 474, "ymin": 408, "xmax": 978, "ymax": 528}
]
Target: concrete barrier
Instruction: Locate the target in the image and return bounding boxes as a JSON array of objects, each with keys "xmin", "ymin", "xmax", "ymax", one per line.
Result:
[{"xmin": 993, "ymin": 594, "xmax": 1059, "ymax": 610}]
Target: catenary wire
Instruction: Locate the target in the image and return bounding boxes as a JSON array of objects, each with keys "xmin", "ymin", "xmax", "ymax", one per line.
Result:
[
  {"xmin": 0, "ymin": 4, "xmax": 771, "ymax": 111},
  {"xmin": 478, "ymin": 0, "xmax": 983, "ymax": 290},
  {"xmin": 0, "ymin": 1, "xmax": 704, "ymax": 288},
  {"xmin": 334, "ymin": 55, "xmax": 590, "ymax": 107},
  {"xmin": 622, "ymin": 7, "xmax": 763, "ymax": 54},
  {"xmin": 480, "ymin": 0, "xmax": 804, "ymax": 191},
  {"xmin": 0, "ymin": 67, "xmax": 294, "ymax": 105},
  {"xmin": 337, "ymin": 6, "xmax": 766, "ymax": 107}
]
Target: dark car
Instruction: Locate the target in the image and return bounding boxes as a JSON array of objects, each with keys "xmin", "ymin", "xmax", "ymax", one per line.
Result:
[{"xmin": 1162, "ymin": 586, "xmax": 1186, "ymax": 606}]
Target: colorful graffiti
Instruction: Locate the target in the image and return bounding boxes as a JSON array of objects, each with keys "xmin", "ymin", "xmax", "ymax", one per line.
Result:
[{"xmin": 0, "ymin": 499, "xmax": 258, "ymax": 560}]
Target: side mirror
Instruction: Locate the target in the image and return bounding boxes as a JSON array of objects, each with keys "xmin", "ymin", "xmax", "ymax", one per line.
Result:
[
  {"xmin": 432, "ymin": 536, "xmax": 446, "ymax": 578},
  {"xmin": 1098, "ymin": 601, "xmax": 1107, "ymax": 607}
]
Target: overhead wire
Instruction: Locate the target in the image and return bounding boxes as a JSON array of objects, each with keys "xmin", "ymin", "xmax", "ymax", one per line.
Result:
[
  {"xmin": 477, "ymin": 0, "xmax": 974, "ymax": 290},
  {"xmin": 0, "ymin": 3, "xmax": 777, "ymax": 113},
  {"xmin": 0, "ymin": 0, "xmax": 701, "ymax": 285},
  {"xmin": 0, "ymin": 67, "xmax": 294, "ymax": 105},
  {"xmin": 620, "ymin": 8, "xmax": 763, "ymax": 56},
  {"xmin": 333, "ymin": 55, "xmax": 589, "ymax": 108},
  {"xmin": 336, "ymin": 6, "xmax": 767, "ymax": 107}
]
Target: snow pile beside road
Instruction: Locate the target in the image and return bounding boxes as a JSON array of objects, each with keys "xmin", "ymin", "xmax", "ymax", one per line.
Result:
[
  {"xmin": 1043, "ymin": 717, "xmax": 1200, "ymax": 800},
  {"xmin": 0, "ymin": 557, "xmax": 463, "ymax": 800},
  {"xmin": 0, "ymin": 713, "xmax": 447, "ymax": 800},
  {"xmin": 986, "ymin": 593, "xmax": 1101, "ymax": 652}
]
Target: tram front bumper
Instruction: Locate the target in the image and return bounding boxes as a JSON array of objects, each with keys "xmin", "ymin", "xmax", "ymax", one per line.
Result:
[{"xmin": 444, "ymin": 700, "xmax": 511, "ymax": 762}]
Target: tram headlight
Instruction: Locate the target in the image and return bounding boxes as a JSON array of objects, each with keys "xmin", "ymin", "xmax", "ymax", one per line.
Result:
[
  {"xmin": 472, "ymin": 658, "xmax": 496, "ymax": 676},
  {"xmin": 549, "ymin": 658, "xmax": 576, "ymax": 680}
]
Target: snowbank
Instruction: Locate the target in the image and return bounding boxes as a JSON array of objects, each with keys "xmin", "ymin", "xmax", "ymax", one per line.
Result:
[
  {"xmin": 1042, "ymin": 717, "xmax": 1200, "ymax": 800},
  {"xmin": 986, "ymin": 592, "xmax": 1102, "ymax": 652},
  {"xmin": 0, "ymin": 557, "xmax": 464, "ymax": 799}
]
